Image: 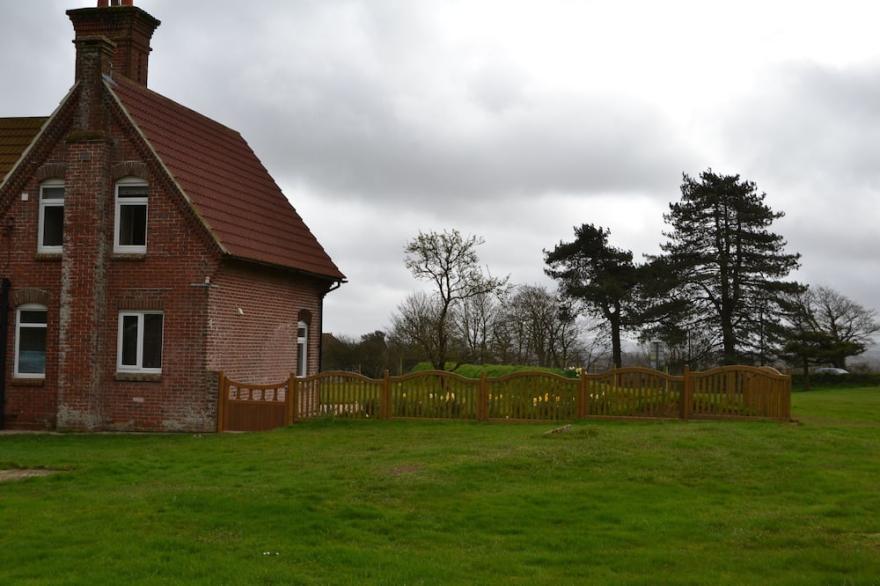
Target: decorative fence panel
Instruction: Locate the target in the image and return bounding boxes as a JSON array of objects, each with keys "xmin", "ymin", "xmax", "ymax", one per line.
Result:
[
  {"xmin": 217, "ymin": 374, "xmax": 290, "ymax": 432},
  {"xmin": 391, "ymin": 371, "xmax": 481, "ymax": 420},
  {"xmin": 488, "ymin": 373, "xmax": 579, "ymax": 421},
  {"xmin": 298, "ymin": 372, "xmax": 383, "ymax": 419},
  {"xmin": 688, "ymin": 366, "xmax": 790, "ymax": 420},
  {"xmin": 587, "ymin": 368, "xmax": 683, "ymax": 419},
  {"xmin": 216, "ymin": 366, "xmax": 792, "ymax": 432}
]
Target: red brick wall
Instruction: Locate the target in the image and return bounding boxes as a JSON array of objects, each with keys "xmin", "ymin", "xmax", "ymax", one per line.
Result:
[
  {"xmin": 1, "ymin": 88, "xmax": 333, "ymax": 431},
  {"xmin": 1, "ymin": 90, "xmax": 223, "ymax": 432},
  {"xmin": 0, "ymin": 101, "xmax": 73, "ymax": 429},
  {"xmin": 207, "ymin": 261, "xmax": 325, "ymax": 384}
]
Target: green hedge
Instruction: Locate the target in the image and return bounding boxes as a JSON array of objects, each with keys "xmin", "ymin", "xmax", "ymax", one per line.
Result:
[
  {"xmin": 410, "ymin": 362, "xmax": 578, "ymax": 379},
  {"xmin": 792, "ymin": 372, "xmax": 880, "ymax": 390}
]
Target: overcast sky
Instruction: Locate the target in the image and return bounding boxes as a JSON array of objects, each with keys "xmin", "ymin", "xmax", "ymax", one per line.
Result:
[{"xmin": 2, "ymin": 0, "xmax": 878, "ymax": 339}]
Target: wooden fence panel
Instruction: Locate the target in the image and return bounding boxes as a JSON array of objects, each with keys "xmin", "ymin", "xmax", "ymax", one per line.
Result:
[
  {"xmin": 296, "ymin": 372, "xmax": 383, "ymax": 419},
  {"xmin": 587, "ymin": 368, "xmax": 683, "ymax": 418},
  {"xmin": 219, "ymin": 378, "xmax": 289, "ymax": 432},
  {"xmin": 217, "ymin": 365, "xmax": 791, "ymax": 431},
  {"xmin": 487, "ymin": 372, "xmax": 579, "ymax": 421},
  {"xmin": 391, "ymin": 371, "xmax": 480, "ymax": 419},
  {"xmin": 690, "ymin": 366, "xmax": 789, "ymax": 420}
]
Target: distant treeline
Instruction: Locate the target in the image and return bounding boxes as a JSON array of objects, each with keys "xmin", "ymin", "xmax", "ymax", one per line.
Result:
[{"xmin": 328, "ymin": 168, "xmax": 878, "ymax": 377}]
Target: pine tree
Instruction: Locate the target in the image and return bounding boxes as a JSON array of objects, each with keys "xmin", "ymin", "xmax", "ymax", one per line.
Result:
[
  {"xmin": 656, "ymin": 170, "xmax": 802, "ymax": 364},
  {"xmin": 545, "ymin": 224, "xmax": 639, "ymax": 368}
]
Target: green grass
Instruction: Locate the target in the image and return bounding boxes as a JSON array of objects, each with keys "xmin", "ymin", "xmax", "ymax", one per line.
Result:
[{"xmin": 2, "ymin": 387, "xmax": 880, "ymax": 584}]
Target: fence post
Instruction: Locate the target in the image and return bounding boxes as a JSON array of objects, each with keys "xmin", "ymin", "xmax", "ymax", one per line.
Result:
[
  {"xmin": 285, "ymin": 373, "xmax": 295, "ymax": 425},
  {"xmin": 382, "ymin": 370, "xmax": 391, "ymax": 420},
  {"xmin": 290, "ymin": 374, "xmax": 299, "ymax": 424},
  {"xmin": 479, "ymin": 373, "xmax": 489, "ymax": 421},
  {"xmin": 216, "ymin": 371, "xmax": 227, "ymax": 432},
  {"xmin": 681, "ymin": 367, "xmax": 692, "ymax": 420}
]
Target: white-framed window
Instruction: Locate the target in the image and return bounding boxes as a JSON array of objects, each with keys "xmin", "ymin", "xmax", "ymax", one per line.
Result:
[
  {"xmin": 114, "ymin": 178, "xmax": 149, "ymax": 254},
  {"xmin": 296, "ymin": 320, "xmax": 308, "ymax": 377},
  {"xmin": 14, "ymin": 304, "xmax": 48, "ymax": 379},
  {"xmin": 38, "ymin": 180, "xmax": 65, "ymax": 253},
  {"xmin": 117, "ymin": 311, "xmax": 164, "ymax": 373}
]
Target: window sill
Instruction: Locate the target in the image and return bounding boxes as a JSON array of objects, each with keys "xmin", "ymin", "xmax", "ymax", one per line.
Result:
[
  {"xmin": 115, "ymin": 372, "xmax": 162, "ymax": 383},
  {"xmin": 34, "ymin": 253, "xmax": 62, "ymax": 261},
  {"xmin": 112, "ymin": 253, "xmax": 147, "ymax": 261},
  {"xmin": 11, "ymin": 377, "xmax": 45, "ymax": 387}
]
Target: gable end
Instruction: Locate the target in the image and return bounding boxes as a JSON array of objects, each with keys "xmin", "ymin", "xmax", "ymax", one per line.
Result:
[{"xmin": 104, "ymin": 79, "xmax": 226, "ymax": 258}]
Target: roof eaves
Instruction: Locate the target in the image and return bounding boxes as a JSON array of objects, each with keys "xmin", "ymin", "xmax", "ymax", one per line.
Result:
[
  {"xmin": 104, "ymin": 77, "xmax": 229, "ymax": 256},
  {"xmin": 226, "ymin": 253, "xmax": 347, "ymax": 284},
  {"xmin": 0, "ymin": 84, "xmax": 78, "ymax": 194}
]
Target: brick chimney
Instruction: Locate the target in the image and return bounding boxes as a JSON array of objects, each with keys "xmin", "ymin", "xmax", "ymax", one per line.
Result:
[
  {"xmin": 57, "ymin": 1, "xmax": 160, "ymax": 429},
  {"xmin": 70, "ymin": 36, "xmax": 115, "ymax": 135},
  {"xmin": 67, "ymin": 1, "xmax": 161, "ymax": 87}
]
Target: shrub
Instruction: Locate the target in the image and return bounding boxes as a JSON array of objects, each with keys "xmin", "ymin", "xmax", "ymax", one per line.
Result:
[
  {"xmin": 792, "ymin": 372, "xmax": 880, "ymax": 390},
  {"xmin": 411, "ymin": 362, "xmax": 577, "ymax": 378}
]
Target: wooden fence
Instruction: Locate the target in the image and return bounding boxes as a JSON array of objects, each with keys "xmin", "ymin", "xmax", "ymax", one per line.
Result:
[{"xmin": 216, "ymin": 366, "xmax": 791, "ymax": 432}]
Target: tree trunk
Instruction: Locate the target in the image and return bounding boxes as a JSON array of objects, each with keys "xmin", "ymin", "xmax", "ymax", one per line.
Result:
[
  {"xmin": 610, "ymin": 316, "xmax": 622, "ymax": 368},
  {"xmin": 802, "ymin": 357, "xmax": 811, "ymax": 391},
  {"xmin": 435, "ymin": 305, "xmax": 449, "ymax": 371},
  {"xmin": 720, "ymin": 310, "xmax": 737, "ymax": 364}
]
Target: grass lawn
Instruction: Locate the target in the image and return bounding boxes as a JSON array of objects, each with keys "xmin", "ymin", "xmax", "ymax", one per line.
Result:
[{"xmin": 1, "ymin": 388, "xmax": 879, "ymax": 584}]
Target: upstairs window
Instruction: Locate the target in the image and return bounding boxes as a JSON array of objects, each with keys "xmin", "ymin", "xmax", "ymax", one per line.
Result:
[
  {"xmin": 296, "ymin": 321, "xmax": 308, "ymax": 377},
  {"xmin": 15, "ymin": 305, "xmax": 47, "ymax": 378},
  {"xmin": 114, "ymin": 179, "xmax": 149, "ymax": 254},
  {"xmin": 117, "ymin": 311, "xmax": 164, "ymax": 374},
  {"xmin": 38, "ymin": 181, "xmax": 64, "ymax": 253}
]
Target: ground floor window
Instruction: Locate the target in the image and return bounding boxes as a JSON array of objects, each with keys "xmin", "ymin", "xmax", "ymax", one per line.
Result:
[
  {"xmin": 117, "ymin": 311, "xmax": 164, "ymax": 373},
  {"xmin": 15, "ymin": 305, "xmax": 47, "ymax": 378},
  {"xmin": 296, "ymin": 320, "xmax": 308, "ymax": 377}
]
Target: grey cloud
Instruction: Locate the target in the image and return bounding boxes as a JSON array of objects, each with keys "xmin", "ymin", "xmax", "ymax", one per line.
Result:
[
  {"xmin": 727, "ymin": 63, "xmax": 880, "ymax": 187},
  {"xmin": 229, "ymin": 82, "xmax": 693, "ymax": 204},
  {"xmin": 722, "ymin": 63, "xmax": 880, "ymax": 311},
  {"xmin": 4, "ymin": 2, "xmax": 877, "ymax": 339},
  {"xmin": 137, "ymin": 1, "xmax": 696, "ymax": 205}
]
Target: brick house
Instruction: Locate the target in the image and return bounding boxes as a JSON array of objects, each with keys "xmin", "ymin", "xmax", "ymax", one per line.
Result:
[{"xmin": 0, "ymin": 1, "xmax": 345, "ymax": 431}]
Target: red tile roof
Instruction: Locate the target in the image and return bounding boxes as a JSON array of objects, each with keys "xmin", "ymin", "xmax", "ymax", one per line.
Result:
[
  {"xmin": 0, "ymin": 117, "xmax": 47, "ymax": 183},
  {"xmin": 109, "ymin": 77, "xmax": 344, "ymax": 281}
]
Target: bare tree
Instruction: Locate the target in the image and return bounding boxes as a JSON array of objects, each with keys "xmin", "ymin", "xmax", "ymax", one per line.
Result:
[
  {"xmin": 493, "ymin": 285, "xmax": 585, "ymax": 368},
  {"xmin": 780, "ymin": 285, "xmax": 879, "ymax": 370},
  {"xmin": 390, "ymin": 292, "xmax": 444, "ymax": 368},
  {"xmin": 399, "ymin": 230, "xmax": 508, "ymax": 370},
  {"xmin": 456, "ymin": 288, "xmax": 508, "ymax": 365},
  {"xmin": 813, "ymin": 286, "xmax": 879, "ymax": 368},
  {"xmin": 579, "ymin": 321, "xmax": 613, "ymax": 372}
]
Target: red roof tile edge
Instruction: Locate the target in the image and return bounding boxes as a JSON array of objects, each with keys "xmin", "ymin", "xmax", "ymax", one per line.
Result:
[
  {"xmin": 0, "ymin": 85, "xmax": 78, "ymax": 193},
  {"xmin": 107, "ymin": 77, "xmax": 345, "ymax": 282}
]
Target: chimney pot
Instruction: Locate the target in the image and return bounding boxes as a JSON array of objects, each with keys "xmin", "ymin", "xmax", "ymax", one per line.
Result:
[{"xmin": 68, "ymin": 3, "xmax": 160, "ymax": 87}]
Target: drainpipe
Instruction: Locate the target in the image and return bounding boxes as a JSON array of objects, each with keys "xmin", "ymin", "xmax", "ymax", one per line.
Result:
[
  {"xmin": 0, "ymin": 278, "xmax": 10, "ymax": 430},
  {"xmin": 318, "ymin": 280, "xmax": 343, "ymax": 372}
]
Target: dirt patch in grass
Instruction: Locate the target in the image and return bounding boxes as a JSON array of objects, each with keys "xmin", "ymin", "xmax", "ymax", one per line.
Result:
[
  {"xmin": 388, "ymin": 464, "xmax": 423, "ymax": 477},
  {"xmin": 0, "ymin": 469, "xmax": 57, "ymax": 482}
]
